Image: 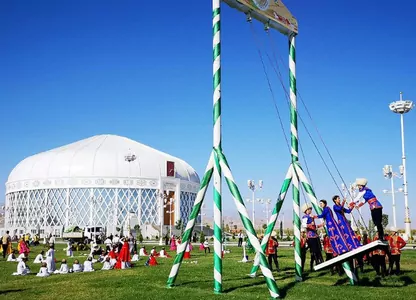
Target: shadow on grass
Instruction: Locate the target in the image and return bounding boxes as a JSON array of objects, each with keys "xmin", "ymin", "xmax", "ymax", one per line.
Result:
[
  {"xmin": 0, "ymin": 289, "xmax": 25, "ymax": 295},
  {"xmin": 277, "ymin": 281, "xmax": 298, "ymax": 298},
  {"xmin": 222, "ymin": 279, "xmax": 267, "ymax": 293}
]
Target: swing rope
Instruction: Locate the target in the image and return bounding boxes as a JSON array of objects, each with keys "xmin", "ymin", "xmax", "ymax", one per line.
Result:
[
  {"xmin": 265, "ymin": 30, "xmax": 369, "ymax": 232},
  {"xmin": 248, "ymin": 21, "xmax": 313, "ymax": 210},
  {"xmin": 249, "ymin": 22, "xmax": 368, "ymax": 232}
]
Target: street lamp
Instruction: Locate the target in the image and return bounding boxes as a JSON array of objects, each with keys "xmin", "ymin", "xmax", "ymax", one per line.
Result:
[
  {"xmin": 258, "ymin": 198, "xmax": 272, "ymax": 222},
  {"xmin": 246, "ymin": 180, "xmax": 263, "ymax": 230},
  {"xmin": 156, "ymin": 191, "xmax": 168, "ymax": 245},
  {"xmin": 125, "ymin": 150, "xmax": 137, "ymax": 214},
  {"xmin": 389, "ymin": 92, "xmax": 414, "ymax": 237},
  {"xmin": 383, "ymin": 165, "xmax": 404, "ymax": 228},
  {"xmin": 199, "ymin": 203, "xmax": 206, "ymax": 233}
]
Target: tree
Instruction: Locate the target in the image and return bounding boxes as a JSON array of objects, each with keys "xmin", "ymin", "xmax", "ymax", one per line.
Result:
[
  {"xmin": 138, "ymin": 232, "xmax": 143, "ymax": 243},
  {"xmin": 175, "ymin": 220, "xmax": 184, "ymax": 235},
  {"xmin": 382, "ymin": 214, "xmax": 389, "ymax": 230},
  {"xmin": 225, "ymin": 224, "xmax": 230, "ymax": 233},
  {"xmin": 199, "ymin": 231, "xmax": 205, "ymax": 243},
  {"xmin": 279, "ymin": 221, "xmax": 283, "ymax": 239},
  {"xmin": 262, "ymin": 223, "xmax": 267, "ymax": 231},
  {"xmin": 233, "ymin": 225, "xmax": 237, "ymax": 230}
]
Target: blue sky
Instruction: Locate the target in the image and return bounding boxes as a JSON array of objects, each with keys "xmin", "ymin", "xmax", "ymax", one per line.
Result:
[{"xmin": 1, "ymin": 0, "xmax": 415, "ymax": 230}]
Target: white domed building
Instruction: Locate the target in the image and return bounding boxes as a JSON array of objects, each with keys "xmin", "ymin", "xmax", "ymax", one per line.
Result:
[{"xmin": 4, "ymin": 135, "xmax": 200, "ymax": 238}]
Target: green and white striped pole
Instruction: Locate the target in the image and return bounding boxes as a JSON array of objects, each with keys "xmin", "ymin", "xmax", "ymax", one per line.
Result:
[
  {"xmin": 212, "ymin": 0, "xmax": 223, "ymax": 293},
  {"xmin": 215, "ymin": 149, "xmax": 280, "ymax": 298},
  {"xmin": 167, "ymin": 154, "xmax": 214, "ymax": 287},
  {"xmin": 289, "ymin": 33, "xmax": 303, "ymax": 281},
  {"xmin": 250, "ymin": 165, "xmax": 293, "ymax": 277},
  {"xmin": 294, "ymin": 163, "xmax": 358, "ymax": 285}
]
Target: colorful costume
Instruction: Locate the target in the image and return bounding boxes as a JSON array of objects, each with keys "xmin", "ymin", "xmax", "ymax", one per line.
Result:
[
  {"xmin": 115, "ymin": 241, "xmax": 131, "ymax": 269},
  {"xmin": 302, "ymin": 204, "xmax": 324, "ymax": 270},
  {"xmin": 316, "ymin": 206, "xmax": 349, "ymax": 255},
  {"xmin": 170, "ymin": 236, "xmax": 177, "ymax": 251},
  {"xmin": 333, "ymin": 204, "xmax": 361, "ymax": 251},
  {"xmin": 386, "ymin": 230, "xmax": 406, "ymax": 275},
  {"xmin": 354, "ymin": 178, "xmax": 385, "ymax": 240},
  {"xmin": 372, "ymin": 234, "xmax": 387, "ymax": 276}
]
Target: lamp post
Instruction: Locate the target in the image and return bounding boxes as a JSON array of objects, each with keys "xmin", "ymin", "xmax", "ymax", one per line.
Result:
[
  {"xmin": 199, "ymin": 203, "xmax": 206, "ymax": 233},
  {"xmin": 246, "ymin": 180, "xmax": 263, "ymax": 230},
  {"xmin": 125, "ymin": 150, "xmax": 137, "ymax": 215},
  {"xmin": 389, "ymin": 92, "xmax": 414, "ymax": 237},
  {"xmin": 258, "ymin": 198, "xmax": 271, "ymax": 222},
  {"xmin": 383, "ymin": 164, "xmax": 404, "ymax": 229},
  {"xmin": 156, "ymin": 191, "xmax": 168, "ymax": 245}
]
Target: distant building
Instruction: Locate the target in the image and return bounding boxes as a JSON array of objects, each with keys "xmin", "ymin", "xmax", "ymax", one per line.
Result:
[{"xmin": 3, "ymin": 134, "xmax": 200, "ymax": 237}]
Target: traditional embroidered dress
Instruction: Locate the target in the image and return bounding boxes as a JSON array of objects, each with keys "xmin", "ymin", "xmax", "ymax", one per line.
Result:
[
  {"xmin": 150, "ymin": 247, "xmax": 160, "ymax": 257},
  {"xmin": 109, "ymin": 249, "xmax": 118, "ymax": 266},
  {"xmin": 316, "ymin": 206, "xmax": 349, "ymax": 255},
  {"xmin": 302, "ymin": 212, "xmax": 323, "ymax": 269},
  {"xmin": 146, "ymin": 254, "xmax": 158, "ymax": 266},
  {"xmin": 184, "ymin": 243, "xmax": 191, "ymax": 259},
  {"xmin": 387, "ymin": 234, "xmax": 406, "ymax": 275},
  {"xmin": 170, "ymin": 236, "xmax": 177, "ymax": 251},
  {"xmin": 333, "ymin": 204, "xmax": 361, "ymax": 251},
  {"xmin": 18, "ymin": 239, "xmax": 30, "ymax": 254},
  {"xmin": 354, "ymin": 183, "xmax": 385, "ymax": 240},
  {"xmin": 115, "ymin": 241, "xmax": 131, "ymax": 269}
]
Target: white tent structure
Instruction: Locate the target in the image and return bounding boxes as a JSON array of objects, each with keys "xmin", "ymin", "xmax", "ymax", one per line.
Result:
[{"xmin": 4, "ymin": 134, "xmax": 200, "ymax": 238}]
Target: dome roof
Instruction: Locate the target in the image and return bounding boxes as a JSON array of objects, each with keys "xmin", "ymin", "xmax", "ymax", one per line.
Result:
[{"xmin": 7, "ymin": 134, "xmax": 200, "ymax": 184}]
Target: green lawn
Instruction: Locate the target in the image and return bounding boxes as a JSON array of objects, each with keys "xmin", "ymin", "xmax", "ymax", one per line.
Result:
[{"xmin": 1, "ymin": 244, "xmax": 415, "ymax": 300}]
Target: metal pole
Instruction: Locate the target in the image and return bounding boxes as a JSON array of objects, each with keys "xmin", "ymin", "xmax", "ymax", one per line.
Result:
[
  {"xmin": 212, "ymin": 0, "xmax": 223, "ymax": 292},
  {"xmin": 400, "ymin": 109, "xmax": 411, "ymax": 237},
  {"xmin": 252, "ymin": 189, "xmax": 255, "ymax": 229},
  {"xmin": 390, "ymin": 174, "xmax": 397, "ymax": 228}
]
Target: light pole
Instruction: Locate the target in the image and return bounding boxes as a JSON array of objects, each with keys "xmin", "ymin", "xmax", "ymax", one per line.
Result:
[
  {"xmin": 389, "ymin": 92, "xmax": 414, "ymax": 237},
  {"xmin": 125, "ymin": 150, "xmax": 137, "ymax": 215},
  {"xmin": 156, "ymin": 191, "xmax": 168, "ymax": 245},
  {"xmin": 258, "ymin": 198, "xmax": 271, "ymax": 222},
  {"xmin": 199, "ymin": 203, "xmax": 206, "ymax": 233},
  {"xmin": 383, "ymin": 164, "xmax": 404, "ymax": 229},
  {"xmin": 246, "ymin": 180, "xmax": 263, "ymax": 230}
]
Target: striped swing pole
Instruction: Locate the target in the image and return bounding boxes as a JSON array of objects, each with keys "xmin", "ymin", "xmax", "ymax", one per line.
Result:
[
  {"xmin": 249, "ymin": 166, "xmax": 293, "ymax": 276},
  {"xmin": 294, "ymin": 163, "xmax": 358, "ymax": 285}
]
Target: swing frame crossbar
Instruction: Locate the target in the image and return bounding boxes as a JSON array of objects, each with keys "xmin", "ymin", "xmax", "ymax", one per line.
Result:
[{"xmin": 314, "ymin": 240, "xmax": 389, "ymax": 271}]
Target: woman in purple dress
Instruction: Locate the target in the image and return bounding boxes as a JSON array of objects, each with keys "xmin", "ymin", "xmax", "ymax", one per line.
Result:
[
  {"xmin": 313, "ymin": 200, "xmax": 349, "ymax": 256},
  {"xmin": 332, "ymin": 195, "xmax": 361, "ymax": 251}
]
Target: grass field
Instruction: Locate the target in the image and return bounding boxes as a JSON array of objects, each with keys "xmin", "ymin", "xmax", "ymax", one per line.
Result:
[{"xmin": 1, "ymin": 243, "xmax": 415, "ymax": 300}]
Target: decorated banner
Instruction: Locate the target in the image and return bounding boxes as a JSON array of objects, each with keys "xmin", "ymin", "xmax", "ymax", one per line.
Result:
[{"xmin": 224, "ymin": 0, "xmax": 298, "ymax": 34}]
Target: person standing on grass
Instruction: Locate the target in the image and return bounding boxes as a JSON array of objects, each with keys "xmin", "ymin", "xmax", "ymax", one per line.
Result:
[
  {"xmin": 372, "ymin": 232, "xmax": 387, "ymax": 277},
  {"xmin": 302, "ymin": 203, "xmax": 324, "ymax": 271},
  {"xmin": 352, "ymin": 178, "xmax": 385, "ymax": 241},
  {"xmin": 266, "ymin": 231, "xmax": 280, "ymax": 272},
  {"xmin": 386, "ymin": 227, "xmax": 406, "ymax": 275},
  {"xmin": 2, "ymin": 230, "xmax": 11, "ymax": 259},
  {"xmin": 203, "ymin": 238, "xmax": 210, "ymax": 254},
  {"xmin": 300, "ymin": 230, "xmax": 308, "ymax": 272}
]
